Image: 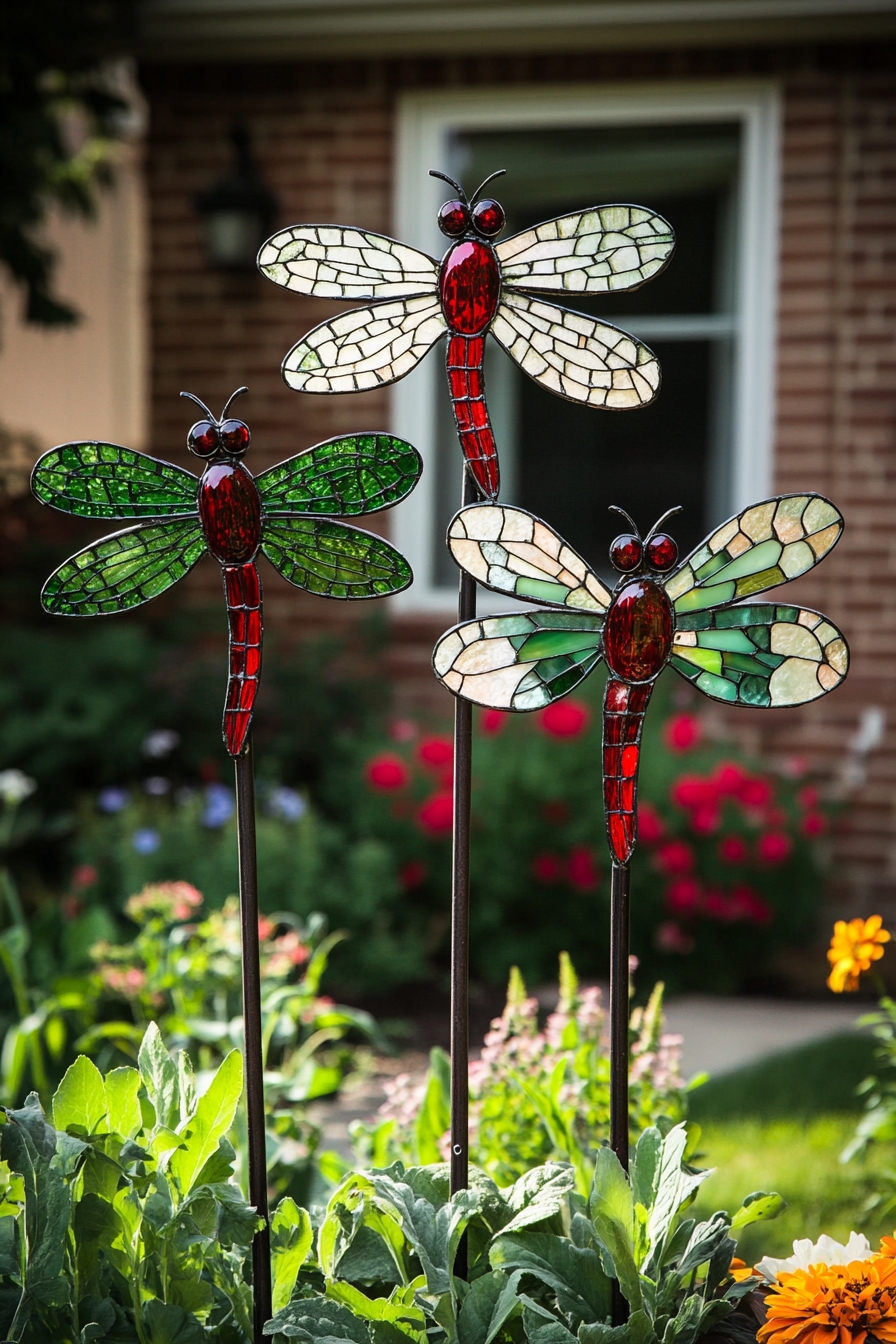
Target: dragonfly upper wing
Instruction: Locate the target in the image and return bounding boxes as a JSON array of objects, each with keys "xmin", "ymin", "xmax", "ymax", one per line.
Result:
[
  {"xmin": 433, "ymin": 611, "xmax": 604, "ymax": 711},
  {"xmin": 262, "ymin": 517, "xmax": 412, "ymax": 598},
  {"xmin": 42, "ymin": 519, "xmax": 206, "ymax": 616},
  {"xmin": 258, "ymin": 225, "xmax": 438, "ymax": 301},
  {"xmin": 670, "ymin": 603, "xmax": 849, "ymax": 707},
  {"xmin": 282, "ymin": 296, "xmax": 446, "ymax": 393},
  {"xmin": 497, "ymin": 206, "xmax": 674, "ymax": 296},
  {"xmin": 32, "ymin": 442, "xmax": 198, "ymax": 518},
  {"xmin": 256, "ymin": 434, "xmax": 421, "ymax": 516},
  {"xmin": 448, "ymin": 504, "xmax": 612, "ymax": 612},
  {"xmin": 665, "ymin": 495, "xmax": 843, "ymax": 613},
  {"xmin": 491, "ymin": 292, "xmax": 660, "ymax": 408}
]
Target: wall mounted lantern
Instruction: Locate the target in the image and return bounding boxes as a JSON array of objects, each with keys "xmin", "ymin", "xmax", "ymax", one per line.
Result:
[{"xmin": 195, "ymin": 122, "xmax": 277, "ymax": 271}]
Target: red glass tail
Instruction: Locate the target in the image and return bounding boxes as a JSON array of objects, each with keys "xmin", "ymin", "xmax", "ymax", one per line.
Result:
[
  {"xmin": 222, "ymin": 562, "xmax": 263, "ymax": 757},
  {"xmin": 446, "ymin": 334, "xmax": 499, "ymax": 499},
  {"xmin": 603, "ymin": 678, "xmax": 654, "ymax": 865}
]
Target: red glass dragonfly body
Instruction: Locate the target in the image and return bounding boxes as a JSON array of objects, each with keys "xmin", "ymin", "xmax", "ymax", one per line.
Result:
[{"xmin": 258, "ymin": 171, "xmax": 675, "ymax": 500}]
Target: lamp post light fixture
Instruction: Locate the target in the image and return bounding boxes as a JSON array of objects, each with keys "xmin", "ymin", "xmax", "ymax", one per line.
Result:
[{"xmin": 196, "ymin": 122, "xmax": 277, "ymax": 271}]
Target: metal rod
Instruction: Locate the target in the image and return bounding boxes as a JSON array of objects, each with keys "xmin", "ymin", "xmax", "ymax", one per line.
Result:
[
  {"xmin": 609, "ymin": 858, "xmax": 631, "ymax": 1171},
  {"xmin": 450, "ymin": 467, "xmax": 478, "ymax": 1213},
  {"xmin": 234, "ymin": 738, "xmax": 272, "ymax": 1343}
]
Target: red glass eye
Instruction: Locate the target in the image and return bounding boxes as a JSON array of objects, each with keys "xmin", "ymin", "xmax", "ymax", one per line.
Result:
[
  {"xmin": 472, "ymin": 199, "xmax": 505, "ymax": 237},
  {"xmin": 220, "ymin": 419, "xmax": 251, "ymax": 455},
  {"xmin": 610, "ymin": 533, "xmax": 643, "ymax": 572},
  {"xmin": 646, "ymin": 533, "xmax": 678, "ymax": 572},
  {"xmin": 188, "ymin": 420, "xmax": 219, "ymax": 457},
  {"xmin": 438, "ymin": 200, "xmax": 470, "ymax": 237}
]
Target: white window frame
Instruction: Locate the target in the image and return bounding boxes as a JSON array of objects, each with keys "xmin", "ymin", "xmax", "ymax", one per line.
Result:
[{"xmin": 389, "ymin": 79, "xmax": 781, "ymax": 612}]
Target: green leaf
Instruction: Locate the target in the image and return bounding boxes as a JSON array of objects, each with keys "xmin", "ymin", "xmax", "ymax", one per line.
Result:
[
  {"xmin": 264, "ymin": 1295, "xmax": 372, "ymax": 1342},
  {"xmin": 103, "ymin": 1066, "xmax": 142, "ymax": 1140},
  {"xmin": 676, "ymin": 1215, "xmax": 733, "ymax": 1276},
  {"xmin": 51, "ymin": 1056, "xmax": 107, "ymax": 1136},
  {"xmin": 143, "ymin": 1296, "xmax": 208, "ymax": 1343},
  {"xmin": 631, "ymin": 1128, "xmax": 662, "ymax": 1216},
  {"xmin": 457, "ymin": 1268, "xmax": 523, "ymax": 1344},
  {"xmin": 503, "ymin": 1164, "xmax": 575, "ymax": 1235},
  {"xmin": 326, "ymin": 1281, "xmax": 426, "ymax": 1341},
  {"xmin": 589, "ymin": 1147, "xmax": 641, "ymax": 1309},
  {"xmin": 138, "ymin": 1023, "xmax": 180, "ymax": 1131},
  {"xmin": 272, "ymin": 1197, "xmax": 314, "ymax": 1312},
  {"xmin": 415, "ymin": 1049, "xmax": 450, "ymax": 1166},
  {"xmin": 168, "ymin": 1051, "xmax": 242, "ymax": 1198},
  {"xmin": 523, "ymin": 1309, "xmax": 577, "ymax": 1344},
  {"xmin": 0, "ymin": 1094, "xmax": 73, "ymax": 1314},
  {"xmin": 490, "ymin": 1231, "xmax": 611, "ymax": 1325},
  {"xmin": 660, "ymin": 1294, "xmax": 705, "ymax": 1344},
  {"xmin": 644, "ymin": 1126, "xmax": 708, "ymax": 1276},
  {"xmin": 730, "ymin": 1192, "xmax": 786, "ymax": 1231}
]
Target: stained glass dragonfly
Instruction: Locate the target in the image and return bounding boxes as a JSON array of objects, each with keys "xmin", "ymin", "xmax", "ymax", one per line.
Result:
[
  {"xmin": 432, "ymin": 494, "xmax": 849, "ymax": 865},
  {"xmin": 257, "ymin": 170, "xmax": 675, "ymax": 501},
  {"xmin": 32, "ymin": 388, "xmax": 421, "ymax": 757}
]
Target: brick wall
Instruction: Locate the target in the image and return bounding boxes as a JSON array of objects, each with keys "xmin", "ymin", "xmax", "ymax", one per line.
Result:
[{"xmin": 142, "ymin": 43, "xmax": 896, "ymax": 915}]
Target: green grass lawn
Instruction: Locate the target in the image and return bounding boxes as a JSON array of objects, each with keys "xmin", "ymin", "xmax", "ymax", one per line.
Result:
[{"xmin": 686, "ymin": 1031, "xmax": 895, "ymax": 1262}]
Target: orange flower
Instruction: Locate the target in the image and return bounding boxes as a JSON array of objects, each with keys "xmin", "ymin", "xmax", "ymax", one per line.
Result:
[
  {"xmin": 758, "ymin": 1257, "xmax": 896, "ymax": 1344},
  {"xmin": 827, "ymin": 916, "xmax": 890, "ymax": 993},
  {"xmin": 730, "ymin": 1257, "xmax": 759, "ymax": 1284}
]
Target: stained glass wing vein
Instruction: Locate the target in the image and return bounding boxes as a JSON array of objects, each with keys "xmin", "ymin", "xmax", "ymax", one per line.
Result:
[
  {"xmin": 670, "ymin": 603, "xmax": 849, "ymax": 706},
  {"xmin": 492, "ymin": 291, "xmax": 660, "ymax": 408},
  {"xmin": 32, "ymin": 443, "xmax": 198, "ymax": 518},
  {"xmin": 261, "ymin": 517, "xmax": 412, "ymax": 598},
  {"xmin": 256, "ymin": 434, "xmax": 422, "ymax": 516},
  {"xmin": 42, "ymin": 519, "xmax": 206, "ymax": 616},
  {"xmin": 433, "ymin": 611, "xmax": 605, "ymax": 710},
  {"xmin": 449, "ymin": 504, "xmax": 612, "ymax": 611},
  {"xmin": 665, "ymin": 495, "xmax": 843, "ymax": 613},
  {"xmin": 497, "ymin": 205, "xmax": 675, "ymax": 296},
  {"xmin": 258, "ymin": 225, "xmax": 438, "ymax": 301},
  {"xmin": 282, "ymin": 296, "xmax": 446, "ymax": 393}
]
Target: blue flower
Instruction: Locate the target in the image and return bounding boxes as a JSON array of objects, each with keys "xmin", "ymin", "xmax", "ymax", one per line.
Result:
[
  {"xmin": 201, "ymin": 783, "xmax": 234, "ymax": 828},
  {"xmin": 98, "ymin": 787, "xmax": 129, "ymax": 814},
  {"xmin": 267, "ymin": 786, "xmax": 305, "ymax": 823},
  {"xmin": 132, "ymin": 828, "xmax": 161, "ymax": 854}
]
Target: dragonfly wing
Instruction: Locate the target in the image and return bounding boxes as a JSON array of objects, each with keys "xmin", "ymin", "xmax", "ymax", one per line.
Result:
[
  {"xmin": 670, "ymin": 603, "xmax": 849, "ymax": 707},
  {"xmin": 497, "ymin": 205, "xmax": 674, "ymax": 296},
  {"xmin": 256, "ymin": 433, "xmax": 421, "ymax": 516},
  {"xmin": 448, "ymin": 503, "xmax": 612, "ymax": 612},
  {"xmin": 433, "ymin": 611, "xmax": 604, "ymax": 710},
  {"xmin": 665, "ymin": 495, "xmax": 844, "ymax": 613},
  {"xmin": 42, "ymin": 519, "xmax": 206, "ymax": 616},
  {"xmin": 32, "ymin": 442, "xmax": 198, "ymax": 518},
  {"xmin": 261, "ymin": 517, "xmax": 412, "ymax": 598},
  {"xmin": 492, "ymin": 291, "xmax": 660, "ymax": 408},
  {"xmin": 258, "ymin": 225, "xmax": 438, "ymax": 301},
  {"xmin": 282, "ymin": 296, "xmax": 446, "ymax": 393}
]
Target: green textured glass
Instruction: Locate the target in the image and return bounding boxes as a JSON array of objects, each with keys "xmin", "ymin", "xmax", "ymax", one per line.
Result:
[
  {"xmin": 256, "ymin": 434, "xmax": 421, "ymax": 516},
  {"xmin": 262, "ymin": 518, "xmax": 412, "ymax": 598},
  {"xmin": 32, "ymin": 443, "xmax": 198, "ymax": 518},
  {"xmin": 42, "ymin": 520, "xmax": 206, "ymax": 616}
]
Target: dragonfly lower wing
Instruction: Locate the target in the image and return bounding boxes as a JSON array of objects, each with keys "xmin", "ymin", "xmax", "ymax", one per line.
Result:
[
  {"xmin": 433, "ymin": 611, "xmax": 604, "ymax": 711},
  {"xmin": 42, "ymin": 519, "xmax": 206, "ymax": 616},
  {"xmin": 282, "ymin": 295, "xmax": 446, "ymax": 393},
  {"xmin": 262, "ymin": 517, "xmax": 412, "ymax": 598},
  {"xmin": 491, "ymin": 291, "xmax": 660, "ymax": 409},
  {"xmin": 669, "ymin": 603, "xmax": 849, "ymax": 707}
]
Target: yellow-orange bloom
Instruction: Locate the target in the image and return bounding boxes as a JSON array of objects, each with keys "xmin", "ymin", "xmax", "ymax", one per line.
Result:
[
  {"xmin": 758, "ymin": 1258, "xmax": 896, "ymax": 1344},
  {"xmin": 827, "ymin": 916, "xmax": 890, "ymax": 993}
]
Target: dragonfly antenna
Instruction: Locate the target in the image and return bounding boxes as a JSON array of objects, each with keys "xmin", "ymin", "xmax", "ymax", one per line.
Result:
[
  {"xmin": 471, "ymin": 168, "xmax": 507, "ymax": 204},
  {"xmin": 608, "ymin": 504, "xmax": 640, "ymax": 537},
  {"xmin": 221, "ymin": 386, "xmax": 249, "ymax": 420},
  {"xmin": 430, "ymin": 169, "xmax": 467, "ymax": 204},
  {"xmin": 645, "ymin": 505, "xmax": 683, "ymax": 542},
  {"xmin": 180, "ymin": 390, "xmax": 216, "ymax": 421}
]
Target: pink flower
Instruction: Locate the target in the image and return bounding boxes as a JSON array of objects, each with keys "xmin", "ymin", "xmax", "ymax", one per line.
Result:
[
  {"xmin": 567, "ymin": 845, "xmax": 599, "ymax": 891},
  {"xmin": 479, "ymin": 708, "xmax": 506, "ymax": 734},
  {"xmin": 400, "ymin": 860, "xmax": 427, "ymax": 889},
  {"xmin": 756, "ymin": 830, "xmax": 793, "ymax": 865},
  {"xmin": 390, "ymin": 718, "xmax": 417, "ymax": 742},
  {"xmin": 539, "ymin": 699, "xmax": 591, "ymax": 738},
  {"xmin": 258, "ymin": 915, "xmax": 276, "ymax": 940},
  {"xmin": 798, "ymin": 786, "xmax": 820, "ymax": 810},
  {"xmin": 101, "ymin": 965, "xmax": 147, "ymax": 996},
  {"xmin": 664, "ymin": 713, "xmax": 702, "ymax": 752},
  {"xmin": 60, "ymin": 893, "xmax": 83, "ymax": 921},
  {"xmin": 665, "ymin": 877, "xmax": 701, "ymax": 914},
  {"xmin": 638, "ymin": 801, "xmax": 665, "ymax": 844},
  {"xmin": 719, "ymin": 834, "xmax": 748, "ymax": 864},
  {"xmin": 738, "ymin": 775, "xmax": 773, "ymax": 809},
  {"xmin": 418, "ymin": 792, "xmax": 453, "ymax": 837},
  {"xmin": 418, "ymin": 736, "xmax": 453, "ymax": 769},
  {"xmin": 656, "ymin": 921, "xmax": 695, "ymax": 954},
  {"xmin": 801, "ymin": 811, "xmax": 828, "ymax": 837},
  {"xmin": 72, "ymin": 864, "xmax": 97, "ymax": 890},
  {"xmin": 365, "ymin": 753, "xmax": 409, "ymax": 792},
  {"xmin": 532, "ymin": 852, "xmax": 564, "ymax": 884},
  {"xmin": 655, "ymin": 839, "xmax": 695, "ymax": 876}
]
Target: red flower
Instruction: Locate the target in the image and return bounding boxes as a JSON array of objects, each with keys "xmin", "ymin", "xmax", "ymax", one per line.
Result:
[
  {"xmin": 756, "ymin": 830, "xmax": 793, "ymax": 865},
  {"xmin": 665, "ymin": 877, "xmax": 702, "ymax": 914},
  {"xmin": 543, "ymin": 799, "xmax": 570, "ymax": 825},
  {"xmin": 690, "ymin": 804, "xmax": 720, "ymax": 836},
  {"xmin": 638, "ymin": 801, "xmax": 665, "ymax": 844},
  {"xmin": 738, "ymin": 775, "xmax": 773, "ymax": 809},
  {"xmin": 671, "ymin": 774, "xmax": 718, "ymax": 810},
  {"xmin": 731, "ymin": 883, "xmax": 774, "ymax": 925},
  {"xmin": 765, "ymin": 807, "xmax": 789, "ymax": 828},
  {"xmin": 532, "ymin": 852, "xmax": 564, "ymax": 884},
  {"xmin": 72, "ymin": 864, "xmax": 98, "ymax": 890},
  {"xmin": 60, "ymin": 893, "xmax": 83, "ymax": 921},
  {"xmin": 798, "ymin": 785, "xmax": 820, "ymax": 810},
  {"xmin": 655, "ymin": 839, "xmax": 696, "ymax": 876},
  {"xmin": 714, "ymin": 761, "xmax": 749, "ymax": 796},
  {"xmin": 664, "ymin": 713, "xmax": 702, "ymax": 752},
  {"xmin": 540, "ymin": 699, "xmax": 591, "ymax": 738},
  {"xmin": 366, "ymin": 753, "xmax": 410, "ymax": 792},
  {"xmin": 418, "ymin": 736, "xmax": 453, "ymax": 769},
  {"xmin": 656, "ymin": 921, "xmax": 695, "ymax": 954},
  {"xmin": 418, "ymin": 792, "xmax": 453, "ymax": 837},
  {"xmin": 719, "ymin": 834, "xmax": 748, "ymax": 864},
  {"xmin": 567, "ymin": 845, "xmax": 599, "ymax": 891},
  {"xmin": 704, "ymin": 887, "xmax": 736, "ymax": 921},
  {"xmin": 801, "ymin": 811, "xmax": 827, "ymax": 837},
  {"xmin": 479, "ymin": 708, "xmax": 506, "ymax": 734},
  {"xmin": 400, "ymin": 860, "xmax": 427, "ymax": 889}
]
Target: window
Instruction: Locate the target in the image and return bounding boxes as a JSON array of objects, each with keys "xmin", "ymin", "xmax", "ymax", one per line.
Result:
[{"xmin": 391, "ymin": 83, "xmax": 781, "ymax": 610}]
